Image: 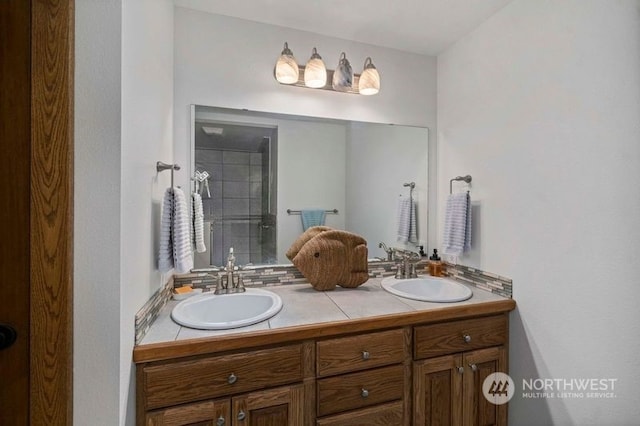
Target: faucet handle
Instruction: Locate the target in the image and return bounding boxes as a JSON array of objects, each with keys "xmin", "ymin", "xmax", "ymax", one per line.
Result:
[{"xmin": 409, "ymin": 263, "xmax": 418, "ymax": 279}]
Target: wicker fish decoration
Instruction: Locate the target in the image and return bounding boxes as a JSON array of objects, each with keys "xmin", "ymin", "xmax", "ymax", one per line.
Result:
[{"xmin": 287, "ymin": 226, "xmax": 369, "ymax": 291}]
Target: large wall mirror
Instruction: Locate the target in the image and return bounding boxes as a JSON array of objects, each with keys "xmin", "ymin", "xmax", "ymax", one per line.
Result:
[{"xmin": 191, "ymin": 105, "xmax": 429, "ymax": 268}]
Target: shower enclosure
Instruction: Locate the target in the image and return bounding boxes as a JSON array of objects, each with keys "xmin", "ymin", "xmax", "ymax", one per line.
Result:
[{"xmin": 192, "ymin": 119, "xmax": 277, "ymax": 267}]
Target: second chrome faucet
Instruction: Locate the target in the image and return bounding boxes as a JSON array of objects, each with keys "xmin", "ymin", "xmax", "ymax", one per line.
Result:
[{"xmin": 214, "ymin": 247, "xmax": 246, "ymax": 295}]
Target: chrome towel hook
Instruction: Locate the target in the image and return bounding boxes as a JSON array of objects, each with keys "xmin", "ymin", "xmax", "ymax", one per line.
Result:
[{"xmin": 157, "ymin": 161, "xmax": 180, "ymax": 188}]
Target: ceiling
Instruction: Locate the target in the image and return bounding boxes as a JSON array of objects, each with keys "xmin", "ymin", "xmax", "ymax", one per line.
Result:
[
  {"xmin": 195, "ymin": 120, "xmax": 276, "ymax": 152},
  {"xmin": 174, "ymin": 0, "xmax": 513, "ymax": 55}
]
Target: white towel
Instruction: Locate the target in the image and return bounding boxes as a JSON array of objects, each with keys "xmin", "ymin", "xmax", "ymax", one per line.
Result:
[
  {"xmin": 158, "ymin": 188, "xmax": 194, "ymax": 274},
  {"xmin": 158, "ymin": 188, "xmax": 174, "ymax": 273},
  {"xmin": 397, "ymin": 197, "xmax": 417, "ymax": 243},
  {"xmin": 192, "ymin": 193, "xmax": 206, "ymax": 253},
  {"xmin": 442, "ymin": 192, "xmax": 472, "ymax": 256},
  {"xmin": 172, "ymin": 188, "xmax": 194, "ymax": 273}
]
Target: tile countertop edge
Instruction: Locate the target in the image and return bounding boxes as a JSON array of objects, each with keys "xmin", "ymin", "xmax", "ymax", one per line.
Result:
[{"xmin": 133, "ymin": 296, "xmax": 516, "ymax": 364}]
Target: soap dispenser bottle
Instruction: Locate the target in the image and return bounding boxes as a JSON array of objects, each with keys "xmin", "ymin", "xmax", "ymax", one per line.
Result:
[{"xmin": 428, "ymin": 249, "xmax": 444, "ymax": 277}]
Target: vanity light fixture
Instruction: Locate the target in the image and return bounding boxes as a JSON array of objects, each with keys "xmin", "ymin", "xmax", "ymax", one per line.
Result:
[
  {"xmin": 304, "ymin": 47, "xmax": 327, "ymax": 88},
  {"xmin": 358, "ymin": 57, "xmax": 380, "ymax": 96},
  {"xmin": 274, "ymin": 42, "xmax": 380, "ymax": 95},
  {"xmin": 332, "ymin": 52, "xmax": 353, "ymax": 92},
  {"xmin": 274, "ymin": 42, "xmax": 299, "ymax": 84}
]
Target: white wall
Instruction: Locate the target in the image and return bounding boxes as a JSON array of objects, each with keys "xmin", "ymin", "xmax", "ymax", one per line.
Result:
[
  {"xmin": 278, "ymin": 120, "xmax": 346, "ymax": 259},
  {"xmin": 346, "ymin": 123, "xmax": 429, "ymax": 257},
  {"xmin": 75, "ymin": 0, "xmax": 174, "ymax": 425},
  {"xmin": 173, "ymin": 7, "xmax": 439, "ymax": 249},
  {"xmin": 120, "ymin": 0, "xmax": 174, "ymax": 424},
  {"xmin": 74, "ymin": 0, "xmax": 122, "ymax": 423},
  {"xmin": 437, "ymin": 1, "xmax": 640, "ymax": 424}
]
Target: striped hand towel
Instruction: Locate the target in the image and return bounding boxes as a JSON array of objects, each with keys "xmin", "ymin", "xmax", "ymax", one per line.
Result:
[
  {"xmin": 192, "ymin": 193, "xmax": 206, "ymax": 253},
  {"xmin": 172, "ymin": 188, "xmax": 194, "ymax": 273},
  {"xmin": 158, "ymin": 188, "xmax": 174, "ymax": 273},
  {"xmin": 397, "ymin": 197, "xmax": 417, "ymax": 243},
  {"xmin": 443, "ymin": 192, "xmax": 472, "ymax": 256}
]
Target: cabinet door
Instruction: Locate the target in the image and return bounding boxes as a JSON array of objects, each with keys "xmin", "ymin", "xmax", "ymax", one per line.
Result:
[
  {"xmin": 146, "ymin": 398, "xmax": 230, "ymax": 426},
  {"xmin": 462, "ymin": 347, "xmax": 507, "ymax": 426},
  {"xmin": 413, "ymin": 354, "xmax": 463, "ymax": 426},
  {"xmin": 232, "ymin": 384, "xmax": 304, "ymax": 426}
]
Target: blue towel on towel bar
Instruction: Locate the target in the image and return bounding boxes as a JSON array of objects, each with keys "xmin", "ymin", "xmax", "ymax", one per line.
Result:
[
  {"xmin": 300, "ymin": 209, "xmax": 326, "ymax": 231},
  {"xmin": 443, "ymin": 192, "xmax": 472, "ymax": 256}
]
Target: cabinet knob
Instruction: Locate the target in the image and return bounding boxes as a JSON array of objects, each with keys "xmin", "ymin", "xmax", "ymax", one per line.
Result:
[
  {"xmin": 457, "ymin": 366, "xmax": 464, "ymax": 374},
  {"xmin": 227, "ymin": 373, "xmax": 237, "ymax": 384},
  {"xmin": 361, "ymin": 350, "xmax": 370, "ymax": 360},
  {"xmin": 237, "ymin": 410, "xmax": 246, "ymax": 421},
  {"xmin": 463, "ymin": 334, "xmax": 472, "ymax": 343},
  {"xmin": 469, "ymin": 363, "xmax": 478, "ymax": 372},
  {"xmin": 361, "ymin": 388, "xmax": 369, "ymax": 398},
  {"xmin": 216, "ymin": 416, "xmax": 225, "ymax": 426}
]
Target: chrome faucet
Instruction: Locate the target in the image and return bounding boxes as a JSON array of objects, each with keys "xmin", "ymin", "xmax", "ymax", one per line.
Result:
[
  {"xmin": 378, "ymin": 242, "xmax": 394, "ymax": 261},
  {"xmin": 214, "ymin": 247, "xmax": 245, "ymax": 294},
  {"xmin": 392, "ymin": 248, "xmax": 420, "ymax": 279}
]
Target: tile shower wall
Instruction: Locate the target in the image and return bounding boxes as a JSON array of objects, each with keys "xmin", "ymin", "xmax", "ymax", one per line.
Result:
[{"xmin": 196, "ymin": 148, "xmax": 267, "ymax": 266}]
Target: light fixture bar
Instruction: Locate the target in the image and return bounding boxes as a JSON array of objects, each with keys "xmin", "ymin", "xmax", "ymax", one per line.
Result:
[{"xmin": 278, "ymin": 65, "xmax": 363, "ymax": 94}]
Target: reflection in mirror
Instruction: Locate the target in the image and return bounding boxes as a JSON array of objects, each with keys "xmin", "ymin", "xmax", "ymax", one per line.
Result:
[{"xmin": 191, "ymin": 106, "xmax": 428, "ymax": 268}]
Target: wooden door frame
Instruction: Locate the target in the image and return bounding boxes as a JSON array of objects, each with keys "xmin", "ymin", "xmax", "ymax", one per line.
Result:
[{"xmin": 30, "ymin": 0, "xmax": 74, "ymax": 423}]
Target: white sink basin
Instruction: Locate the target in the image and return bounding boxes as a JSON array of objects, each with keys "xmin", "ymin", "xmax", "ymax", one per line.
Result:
[
  {"xmin": 171, "ymin": 288, "xmax": 283, "ymax": 330},
  {"xmin": 381, "ymin": 276, "xmax": 473, "ymax": 303}
]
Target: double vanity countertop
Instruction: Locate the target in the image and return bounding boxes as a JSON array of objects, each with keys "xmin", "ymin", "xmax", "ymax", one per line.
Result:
[{"xmin": 134, "ymin": 276, "xmax": 516, "ymax": 363}]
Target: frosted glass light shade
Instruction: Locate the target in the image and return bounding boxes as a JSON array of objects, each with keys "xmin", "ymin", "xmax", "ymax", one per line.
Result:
[
  {"xmin": 274, "ymin": 42, "xmax": 299, "ymax": 84},
  {"xmin": 332, "ymin": 52, "xmax": 353, "ymax": 92},
  {"xmin": 304, "ymin": 48, "xmax": 327, "ymax": 88},
  {"xmin": 358, "ymin": 57, "xmax": 380, "ymax": 96}
]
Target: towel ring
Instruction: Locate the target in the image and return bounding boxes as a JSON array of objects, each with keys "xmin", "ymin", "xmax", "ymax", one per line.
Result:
[{"xmin": 450, "ymin": 175, "xmax": 472, "ymax": 194}]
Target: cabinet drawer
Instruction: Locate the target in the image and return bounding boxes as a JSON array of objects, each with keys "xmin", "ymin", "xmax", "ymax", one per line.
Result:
[
  {"xmin": 317, "ymin": 365, "xmax": 404, "ymax": 417},
  {"xmin": 316, "ymin": 400, "xmax": 404, "ymax": 426},
  {"xmin": 143, "ymin": 344, "xmax": 303, "ymax": 410},
  {"xmin": 317, "ymin": 328, "xmax": 406, "ymax": 377},
  {"xmin": 414, "ymin": 315, "xmax": 507, "ymax": 359}
]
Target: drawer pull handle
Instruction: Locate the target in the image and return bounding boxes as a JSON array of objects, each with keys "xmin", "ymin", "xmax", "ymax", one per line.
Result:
[
  {"xmin": 237, "ymin": 410, "xmax": 246, "ymax": 421},
  {"xmin": 469, "ymin": 363, "xmax": 478, "ymax": 372},
  {"xmin": 361, "ymin": 350, "xmax": 370, "ymax": 360},
  {"xmin": 216, "ymin": 416, "xmax": 226, "ymax": 426},
  {"xmin": 361, "ymin": 388, "xmax": 369, "ymax": 398},
  {"xmin": 457, "ymin": 366, "xmax": 464, "ymax": 374},
  {"xmin": 463, "ymin": 334, "xmax": 472, "ymax": 343},
  {"xmin": 227, "ymin": 373, "xmax": 237, "ymax": 384}
]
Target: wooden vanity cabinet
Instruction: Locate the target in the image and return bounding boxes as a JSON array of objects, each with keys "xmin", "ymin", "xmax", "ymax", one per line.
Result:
[
  {"xmin": 145, "ymin": 384, "xmax": 303, "ymax": 426},
  {"xmin": 138, "ymin": 344, "xmax": 310, "ymax": 426},
  {"xmin": 413, "ymin": 314, "xmax": 509, "ymax": 426},
  {"xmin": 315, "ymin": 328, "xmax": 411, "ymax": 425},
  {"xmin": 136, "ymin": 306, "xmax": 514, "ymax": 426}
]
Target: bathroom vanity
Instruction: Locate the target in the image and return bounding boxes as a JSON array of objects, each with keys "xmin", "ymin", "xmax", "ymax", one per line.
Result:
[{"xmin": 134, "ymin": 279, "xmax": 515, "ymax": 425}]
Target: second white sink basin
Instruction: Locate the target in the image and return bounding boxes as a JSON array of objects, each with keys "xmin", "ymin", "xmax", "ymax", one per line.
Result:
[
  {"xmin": 381, "ymin": 276, "xmax": 473, "ymax": 303},
  {"xmin": 171, "ymin": 288, "xmax": 283, "ymax": 330}
]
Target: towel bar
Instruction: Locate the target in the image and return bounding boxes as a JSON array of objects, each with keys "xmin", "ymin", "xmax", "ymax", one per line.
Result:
[{"xmin": 287, "ymin": 209, "xmax": 338, "ymax": 215}]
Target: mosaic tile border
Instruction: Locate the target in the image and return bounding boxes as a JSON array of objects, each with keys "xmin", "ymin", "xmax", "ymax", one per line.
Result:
[
  {"xmin": 445, "ymin": 263, "xmax": 513, "ymax": 298},
  {"xmin": 134, "ymin": 276, "xmax": 174, "ymax": 344},
  {"xmin": 134, "ymin": 261, "xmax": 512, "ymax": 344}
]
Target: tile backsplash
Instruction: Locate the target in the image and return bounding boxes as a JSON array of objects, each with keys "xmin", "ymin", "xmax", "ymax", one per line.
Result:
[{"xmin": 134, "ymin": 261, "xmax": 513, "ymax": 344}]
